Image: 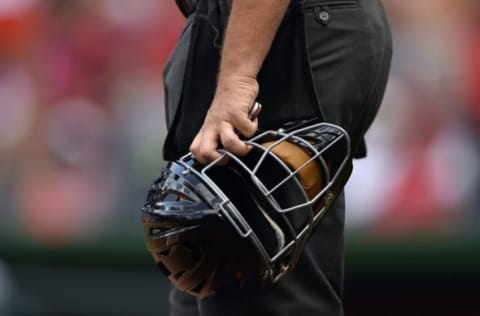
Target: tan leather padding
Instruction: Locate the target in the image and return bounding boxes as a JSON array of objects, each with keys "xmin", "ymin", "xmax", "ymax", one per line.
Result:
[
  {"xmin": 261, "ymin": 141, "xmax": 324, "ymax": 200},
  {"xmin": 144, "ymin": 216, "xmax": 264, "ymax": 299}
]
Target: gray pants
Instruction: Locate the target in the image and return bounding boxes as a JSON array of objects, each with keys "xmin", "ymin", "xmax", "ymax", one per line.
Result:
[{"xmin": 163, "ymin": 0, "xmax": 392, "ymax": 315}]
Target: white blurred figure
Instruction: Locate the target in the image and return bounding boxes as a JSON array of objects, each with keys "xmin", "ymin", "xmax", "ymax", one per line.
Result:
[
  {"xmin": 345, "ymin": 75, "xmax": 414, "ymax": 229},
  {"xmin": 426, "ymin": 122, "xmax": 480, "ymax": 229},
  {"xmin": 0, "ymin": 0, "xmax": 37, "ymax": 16},
  {"xmin": 102, "ymin": 0, "xmax": 164, "ymax": 28}
]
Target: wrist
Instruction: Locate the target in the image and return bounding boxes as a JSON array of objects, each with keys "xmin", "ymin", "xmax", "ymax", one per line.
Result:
[
  {"xmin": 216, "ymin": 75, "xmax": 259, "ymax": 95},
  {"xmin": 212, "ymin": 75, "xmax": 259, "ymax": 112}
]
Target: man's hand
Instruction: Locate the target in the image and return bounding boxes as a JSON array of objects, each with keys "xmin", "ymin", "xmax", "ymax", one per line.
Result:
[
  {"xmin": 189, "ymin": 0, "xmax": 290, "ymax": 165},
  {"xmin": 190, "ymin": 76, "xmax": 259, "ymax": 164}
]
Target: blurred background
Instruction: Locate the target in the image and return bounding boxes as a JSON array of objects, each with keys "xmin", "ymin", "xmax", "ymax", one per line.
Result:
[{"xmin": 0, "ymin": 0, "xmax": 479, "ymax": 315}]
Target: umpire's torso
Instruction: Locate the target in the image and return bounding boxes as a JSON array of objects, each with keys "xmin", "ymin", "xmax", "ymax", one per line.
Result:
[{"xmin": 164, "ymin": 1, "xmax": 392, "ymax": 315}]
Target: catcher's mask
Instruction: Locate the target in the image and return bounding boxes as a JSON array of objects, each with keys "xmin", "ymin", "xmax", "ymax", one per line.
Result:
[{"xmin": 141, "ymin": 119, "xmax": 352, "ymax": 299}]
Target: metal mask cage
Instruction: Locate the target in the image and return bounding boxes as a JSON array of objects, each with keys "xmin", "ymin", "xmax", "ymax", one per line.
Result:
[{"xmin": 171, "ymin": 121, "xmax": 351, "ymax": 281}]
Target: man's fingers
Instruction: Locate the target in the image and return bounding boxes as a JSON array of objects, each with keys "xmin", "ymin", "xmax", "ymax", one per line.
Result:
[
  {"xmin": 234, "ymin": 115, "xmax": 258, "ymax": 138},
  {"xmin": 189, "ymin": 132, "xmax": 201, "ymax": 154},
  {"xmin": 190, "ymin": 100, "xmax": 259, "ymax": 165},
  {"xmin": 190, "ymin": 128, "xmax": 221, "ymax": 165},
  {"xmin": 220, "ymin": 127, "xmax": 252, "ymax": 157}
]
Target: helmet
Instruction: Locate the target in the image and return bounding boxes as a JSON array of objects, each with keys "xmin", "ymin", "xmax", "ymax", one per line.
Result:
[{"xmin": 141, "ymin": 119, "xmax": 352, "ymax": 299}]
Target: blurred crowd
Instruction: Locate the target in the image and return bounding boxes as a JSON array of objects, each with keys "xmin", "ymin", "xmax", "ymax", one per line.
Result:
[
  {"xmin": 346, "ymin": 0, "xmax": 480, "ymax": 235},
  {"xmin": 0, "ymin": 0, "xmax": 183, "ymax": 246},
  {"xmin": 0, "ymin": 0, "xmax": 480, "ymax": 251}
]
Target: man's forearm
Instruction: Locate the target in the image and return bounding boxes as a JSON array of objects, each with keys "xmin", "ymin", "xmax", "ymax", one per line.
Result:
[
  {"xmin": 190, "ymin": 0, "xmax": 291, "ymax": 163},
  {"xmin": 217, "ymin": 0, "xmax": 291, "ymax": 85}
]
